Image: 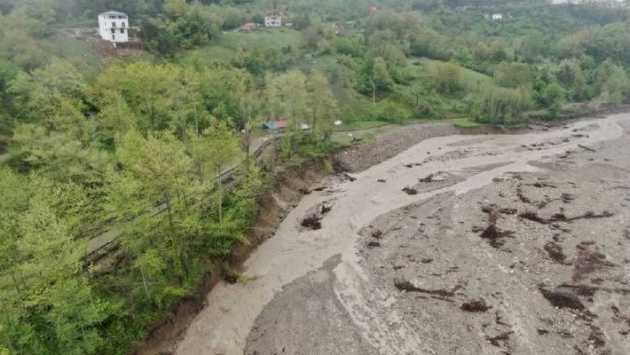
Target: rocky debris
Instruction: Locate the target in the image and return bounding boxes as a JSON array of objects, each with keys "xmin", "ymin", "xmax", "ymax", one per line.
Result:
[
  {"xmin": 377, "ymin": 179, "xmax": 386, "ymax": 183},
  {"xmin": 479, "ymin": 225, "xmax": 514, "ymax": 248},
  {"xmin": 588, "ymin": 325, "xmax": 606, "ymax": 348},
  {"xmin": 516, "ymin": 184, "xmax": 532, "ymax": 204},
  {"xmin": 561, "ymin": 193, "xmax": 575, "ymax": 203},
  {"xmin": 519, "ymin": 211, "xmax": 551, "ymax": 224},
  {"xmin": 573, "ymin": 242, "xmax": 616, "ymax": 282},
  {"xmin": 530, "ymin": 182, "xmax": 558, "ymax": 189},
  {"xmin": 333, "ymin": 123, "xmax": 459, "ymax": 172},
  {"xmin": 478, "ymin": 209, "xmax": 514, "ymax": 248},
  {"xmin": 419, "ymin": 171, "xmax": 449, "ymax": 183},
  {"xmin": 300, "ymin": 202, "xmax": 333, "ymax": 230},
  {"xmin": 572, "ymin": 210, "xmax": 614, "ymax": 220},
  {"xmin": 485, "ymin": 331, "xmax": 513, "ymax": 347},
  {"xmin": 460, "ymin": 299, "xmax": 491, "ymax": 312},
  {"xmin": 301, "ymin": 215, "xmax": 322, "ymax": 230},
  {"xmin": 539, "ymin": 286, "xmax": 585, "ymax": 310},
  {"xmin": 393, "ymin": 278, "xmax": 463, "ymax": 297},
  {"xmin": 223, "ymin": 269, "xmax": 240, "ymax": 284},
  {"xmin": 544, "ymin": 241, "xmax": 567, "ymax": 263},
  {"xmin": 312, "ymin": 186, "xmax": 327, "ymax": 192},
  {"xmin": 342, "ymin": 173, "xmax": 357, "ymax": 182},
  {"xmin": 247, "ymin": 119, "xmax": 630, "ymax": 355},
  {"xmin": 402, "ymin": 186, "xmax": 418, "ymax": 195},
  {"xmin": 498, "ymin": 207, "xmax": 517, "ymax": 215},
  {"xmin": 419, "ymin": 149, "xmax": 473, "ymax": 165},
  {"xmin": 519, "ymin": 210, "xmax": 614, "ymax": 225},
  {"xmin": 578, "ymin": 144, "xmax": 597, "ymax": 152},
  {"xmin": 367, "ymin": 241, "xmax": 381, "ymax": 248}
]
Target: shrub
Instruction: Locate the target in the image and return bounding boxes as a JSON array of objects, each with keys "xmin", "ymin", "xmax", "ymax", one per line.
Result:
[
  {"xmin": 472, "ymin": 88, "xmax": 532, "ymax": 126},
  {"xmin": 432, "ymin": 61, "xmax": 463, "ymax": 96}
]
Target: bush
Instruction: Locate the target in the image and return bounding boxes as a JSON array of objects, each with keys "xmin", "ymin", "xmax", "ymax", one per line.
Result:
[
  {"xmin": 494, "ymin": 62, "xmax": 536, "ymax": 89},
  {"xmin": 432, "ymin": 61, "xmax": 463, "ymax": 96},
  {"xmin": 472, "ymin": 88, "xmax": 532, "ymax": 126},
  {"xmin": 376, "ymin": 100, "xmax": 411, "ymax": 123}
]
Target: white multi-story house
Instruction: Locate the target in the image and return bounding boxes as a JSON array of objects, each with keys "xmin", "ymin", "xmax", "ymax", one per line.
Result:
[
  {"xmin": 264, "ymin": 11, "xmax": 283, "ymax": 27},
  {"xmin": 98, "ymin": 11, "xmax": 129, "ymax": 43},
  {"xmin": 485, "ymin": 12, "xmax": 504, "ymax": 21}
]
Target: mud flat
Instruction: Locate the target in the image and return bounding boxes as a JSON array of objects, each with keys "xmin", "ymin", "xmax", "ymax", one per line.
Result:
[{"xmin": 175, "ymin": 114, "xmax": 630, "ymax": 355}]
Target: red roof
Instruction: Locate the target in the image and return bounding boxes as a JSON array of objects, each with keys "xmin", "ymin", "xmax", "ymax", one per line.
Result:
[{"xmin": 241, "ymin": 23, "xmax": 257, "ymax": 30}]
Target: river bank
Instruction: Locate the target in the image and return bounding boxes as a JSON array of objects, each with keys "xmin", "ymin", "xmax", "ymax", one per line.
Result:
[{"xmin": 171, "ymin": 113, "xmax": 630, "ymax": 355}]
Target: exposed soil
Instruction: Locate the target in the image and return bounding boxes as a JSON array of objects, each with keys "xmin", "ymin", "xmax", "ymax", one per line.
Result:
[
  {"xmin": 132, "ymin": 158, "xmax": 335, "ymax": 355},
  {"xmin": 172, "ymin": 114, "xmax": 630, "ymax": 355},
  {"xmin": 333, "ymin": 123, "xmax": 499, "ymax": 172}
]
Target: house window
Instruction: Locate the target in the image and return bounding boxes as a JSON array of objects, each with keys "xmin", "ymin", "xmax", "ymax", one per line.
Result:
[
  {"xmin": 112, "ymin": 34, "xmax": 116, "ymax": 40},
  {"xmin": 111, "ymin": 28, "xmax": 115, "ymax": 33},
  {"xmin": 120, "ymin": 28, "xmax": 125, "ymax": 34},
  {"xmin": 122, "ymin": 22, "xmax": 126, "ymax": 27},
  {"xmin": 112, "ymin": 22, "xmax": 117, "ymax": 27}
]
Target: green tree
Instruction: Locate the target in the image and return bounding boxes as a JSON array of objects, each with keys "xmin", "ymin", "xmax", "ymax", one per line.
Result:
[
  {"xmin": 307, "ymin": 72, "xmax": 339, "ymax": 138},
  {"xmin": 593, "ymin": 59, "xmax": 629, "ymax": 104},
  {"xmin": 433, "ymin": 60, "xmax": 463, "ymax": 96},
  {"xmin": 372, "ymin": 57, "xmax": 394, "ymax": 102},
  {"xmin": 543, "ymin": 82, "xmax": 565, "ymax": 117},
  {"xmin": 111, "ymin": 130, "xmax": 195, "ymax": 282},
  {"xmin": 472, "ymin": 88, "xmax": 532, "ymax": 125},
  {"xmin": 189, "ymin": 121, "xmax": 241, "ymax": 222},
  {"xmin": 266, "ymin": 70, "xmax": 311, "ymax": 129},
  {"xmin": 519, "ymin": 32, "xmax": 544, "ymax": 63}
]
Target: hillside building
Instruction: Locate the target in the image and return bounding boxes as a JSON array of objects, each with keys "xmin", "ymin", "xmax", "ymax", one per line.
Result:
[
  {"xmin": 98, "ymin": 11, "xmax": 129, "ymax": 43},
  {"xmin": 265, "ymin": 11, "xmax": 283, "ymax": 27}
]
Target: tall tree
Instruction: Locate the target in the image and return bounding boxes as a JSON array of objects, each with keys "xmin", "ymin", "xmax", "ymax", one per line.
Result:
[
  {"xmin": 307, "ymin": 72, "xmax": 338, "ymax": 139},
  {"xmin": 372, "ymin": 57, "xmax": 394, "ymax": 102},
  {"xmin": 189, "ymin": 121, "xmax": 242, "ymax": 222}
]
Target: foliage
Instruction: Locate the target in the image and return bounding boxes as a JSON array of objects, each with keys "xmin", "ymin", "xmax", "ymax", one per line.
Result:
[
  {"xmin": 4, "ymin": 0, "xmax": 630, "ymax": 354},
  {"xmin": 471, "ymin": 88, "xmax": 532, "ymax": 126},
  {"xmin": 141, "ymin": 2, "xmax": 222, "ymax": 53},
  {"xmin": 432, "ymin": 60, "xmax": 463, "ymax": 96}
]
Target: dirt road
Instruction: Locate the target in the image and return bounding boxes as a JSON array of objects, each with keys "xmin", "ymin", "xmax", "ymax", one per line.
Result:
[{"xmin": 175, "ymin": 114, "xmax": 630, "ymax": 355}]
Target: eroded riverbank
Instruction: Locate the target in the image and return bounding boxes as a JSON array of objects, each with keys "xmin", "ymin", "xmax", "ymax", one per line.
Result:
[{"xmin": 176, "ymin": 114, "xmax": 630, "ymax": 355}]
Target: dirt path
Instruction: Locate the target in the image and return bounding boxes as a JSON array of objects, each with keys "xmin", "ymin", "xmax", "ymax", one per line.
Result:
[{"xmin": 175, "ymin": 114, "xmax": 630, "ymax": 355}]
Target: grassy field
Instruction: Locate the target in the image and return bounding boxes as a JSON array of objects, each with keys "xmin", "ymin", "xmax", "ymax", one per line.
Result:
[
  {"xmin": 412, "ymin": 58, "xmax": 496, "ymax": 90},
  {"xmin": 451, "ymin": 118, "xmax": 482, "ymax": 128},
  {"xmin": 181, "ymin": 27, "xmax": 303, "ymax": 65},
  {"xmin": 50, "ymin": 33, "xmax": 103, "ymax": 69}
]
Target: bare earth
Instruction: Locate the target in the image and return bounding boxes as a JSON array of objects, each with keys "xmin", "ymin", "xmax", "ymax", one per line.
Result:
[{"xmin": 176, "ymin": 114, "xmax": 630, "ymax": 355}]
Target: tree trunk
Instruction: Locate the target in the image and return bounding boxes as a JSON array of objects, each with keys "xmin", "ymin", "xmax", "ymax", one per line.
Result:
[
  {"xmin": 193, "ymin": 101, "xmax": 199, "ymax": 135},
  {"xmin": 140, "ymin": 267, "xmax": 152, "ymax": 303},
  {"xmin": 218, "ymin": 165, "xmax": 222, "ymax": 223},
  {"xmin": 372, "ymin": 82, "xmax": 376, "ymax": 103}
]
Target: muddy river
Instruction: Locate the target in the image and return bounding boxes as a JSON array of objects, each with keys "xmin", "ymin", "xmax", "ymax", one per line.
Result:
[{"xmin": 176, "ymin": 114, "xmax": 630, "ymax": 355}]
